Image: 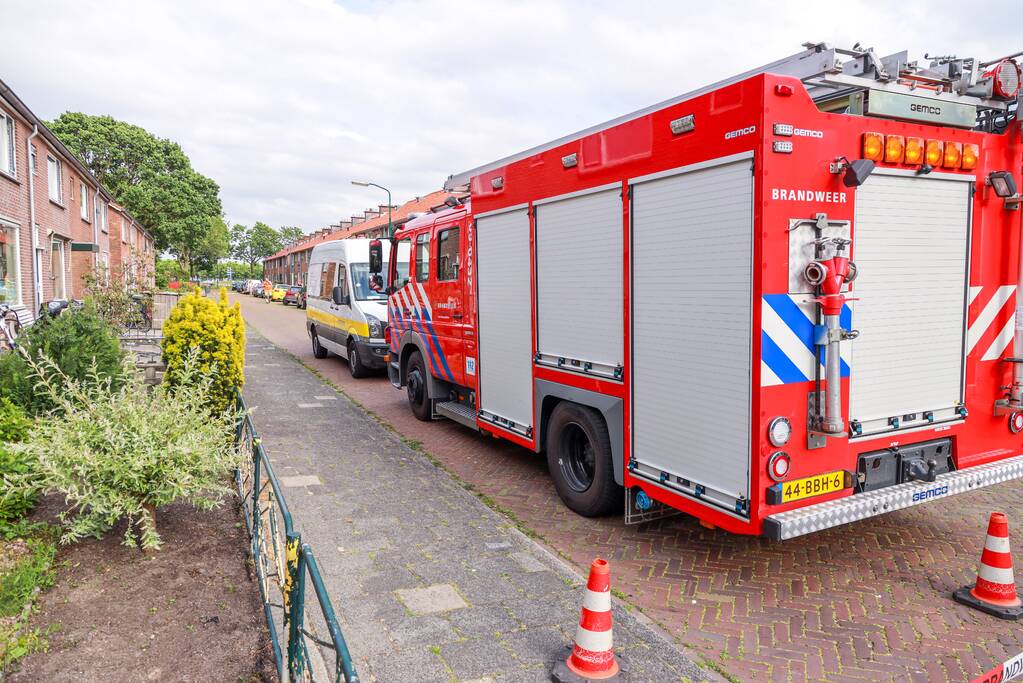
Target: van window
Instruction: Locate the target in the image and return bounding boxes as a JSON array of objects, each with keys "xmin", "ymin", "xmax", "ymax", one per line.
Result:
[
  {"xmin": 436, "ymin": 227, "xmax": 460, "ymax": 281},
  {"xmin": 337, "ymin": 264, "xmax": 349, "ymax": 301},
  {"xmin": 415, "ymin": 233, "xmax": 430, "ymax": 282},
  {"xmin": 319, "ymin": 262, "xmax": 336, "ymax": 299}
]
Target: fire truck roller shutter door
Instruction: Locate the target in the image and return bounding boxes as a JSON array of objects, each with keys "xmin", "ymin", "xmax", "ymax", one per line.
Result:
[
  {"xmin": 476, "ymin": 205, "xmax": 533, "ymax": 434},
  {"xmin": 630, "ymin": 154, "xmax": 754, "ymax": 510},
  {"xmin": 849, "ymin": 171, "xmax": 972, "ymax": 436},
  {"xmin": 534, "ymin": 184, "xmax": 623, "ymax": 379}
]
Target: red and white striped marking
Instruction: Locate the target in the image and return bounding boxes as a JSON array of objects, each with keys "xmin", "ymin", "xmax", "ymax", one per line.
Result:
[
  {"xmin": 971, "ymin": 650, "xmax": 1023, "ymax": 683},
  {"xmin": 968, "ymin": 285, "xmax": 1017, "ymax": 361},
  {"xmin": 970, "ymin": 512, "xmax": 1022, "ymax": 608},
  {"xmin": 566, "ymin": 558, "xmax": 619, "ymax": 679}
]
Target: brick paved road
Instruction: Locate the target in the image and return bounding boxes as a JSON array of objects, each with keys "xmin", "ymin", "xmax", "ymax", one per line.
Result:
[{"xmin": 235, "ymin": 293, "xmax": 1023, "ymax": 682}]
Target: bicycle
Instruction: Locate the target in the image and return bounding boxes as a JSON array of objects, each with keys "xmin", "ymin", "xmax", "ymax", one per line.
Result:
[{"xmin": 0, "ymin": 303, "xmax": 22, "ymax": 351}]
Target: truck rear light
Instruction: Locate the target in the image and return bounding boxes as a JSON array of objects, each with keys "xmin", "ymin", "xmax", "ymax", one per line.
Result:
[
  {"xmin": 384, "ymin": 326, "xmax": 391, "ymax": 344},
  {"xmin": 768, "ymin": 416, "xmax": 792, "ymax": 447},
  {"xmin": 943, "ymin": 141, "xmax": 963, "ymax": 169},
  {"xmin": 925, "ymin": 140, "xmax": 944, "ymax": 167},
  {"xmin": 862, "ymin": 132, "xmax": 884, "ymax": 161},
  {"xmin": 904, "ymin": 137, "xmax": 925, "ymax": 165},
  {"xmin": 884, "ymin": 135, "xmax": 905, "ymax": 163},
  {"xmin": 986, "ymin": 60, "xmax": 1022, "ymax": 99},
  {"xmin": 768, "ymin": 451, "xmax": 791, "ymax": 482},
  {"xmin": 961, "ymin": 143, "xmax": 979, "ymax": 170}
]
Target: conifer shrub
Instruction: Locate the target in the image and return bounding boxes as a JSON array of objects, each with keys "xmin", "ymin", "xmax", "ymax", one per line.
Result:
[{"xmin": 162, "ymin": 287, "xmax": 245, "ymax": 415}]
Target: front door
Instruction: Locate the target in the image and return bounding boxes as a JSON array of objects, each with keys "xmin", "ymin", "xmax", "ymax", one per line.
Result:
[{"xmin": 430, "ymin": 220, "xmax": 466, "ymax": 387}]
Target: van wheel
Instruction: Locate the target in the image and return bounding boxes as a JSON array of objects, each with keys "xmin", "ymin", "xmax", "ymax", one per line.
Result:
[
  {"xmin": 311, "ymin": 330, "xmax": 328, "ymax": 359},
  {"xmin": 546, "ymin": 402, "xmax": 621, "ymax": 517},
  {"xmin": 405, "ymin": 351, "xmax": 432, "ymax": 421},
  {"xmin": 348, "ymin": 340, "xmax": 369, "ymax": 378}
]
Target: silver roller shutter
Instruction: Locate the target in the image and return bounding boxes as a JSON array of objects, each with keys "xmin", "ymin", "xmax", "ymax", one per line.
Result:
[
  {"xmin": 849, "ymin": 173, "xmax": 971, "ymax": 435},
  {"xmin": 535, "ymin": 186, "xmax": 624, "ymax": 378},
  {"xmin": 631, "ymin": 156, "xmax": 754, "ymax": 506},
  {"xmin": 475, "ymin": 207, "xmax": 533, "ymax": 433}
]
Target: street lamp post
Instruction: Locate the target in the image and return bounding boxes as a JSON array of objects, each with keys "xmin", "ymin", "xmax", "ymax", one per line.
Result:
[{"xmin": 351, "ymin": 180, "xmax": 392, "ymax": 238}]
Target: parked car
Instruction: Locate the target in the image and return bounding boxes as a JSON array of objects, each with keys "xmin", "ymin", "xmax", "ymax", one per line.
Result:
[
  {"xmin": 269, "ymin": 284, "xmax": 287, "ymax": 302},
  {"xmin": 232, "ymin": 280, "xmax": 246, "ymax": 292},
  {"xmin": 305, "ymin": 238, "xmax": 388, "ymax": 378},
  {"xmin": 296, "ymin": 287, "xmax": 307, "ymax": 310},
  {"xmin": 246, "ymin": 279, "xmax": 262, "ymax": 296},
  {"xmin": 282, "ymin": 285, "xmax": 303, "ymax": 306}
]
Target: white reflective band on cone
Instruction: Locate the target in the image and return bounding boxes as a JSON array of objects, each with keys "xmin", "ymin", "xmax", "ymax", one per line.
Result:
[
  {"xmin": 986, "ymin": 536, "xmax": 1012, "ymax": 553},
  {"xmin": 978, "ymin": 564, "xmax": 1016, "ymax": 585},
  {"xmin": 582, "ymin": 588, "xmax": 611, "ymax": 612},
  {"xmin": 574, "ymin": 626, "xmax": 613, "ymax": 653}
]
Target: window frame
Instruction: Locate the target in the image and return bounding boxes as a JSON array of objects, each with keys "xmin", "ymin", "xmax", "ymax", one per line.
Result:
[
  {"xmin": 47, "ymin": 156, "xmax": 63, "ymax": 204},
  {"xmin": 414, "ymin": 232, "xmax": 430, "ymax": 283},
  {"xmin": 0, "ymin": 113, "xmax": 15, "ymax": 179},
  {"xmin": 79, "ymin": 183, "xmax": 89, "ymax": 221},
  {"xmin": 0, "ymin": 221, "xmax": 21, "ymax": 305},
  {"xmin": 435, "ymin": 225, "xmax": 460, "ymax": 282}
]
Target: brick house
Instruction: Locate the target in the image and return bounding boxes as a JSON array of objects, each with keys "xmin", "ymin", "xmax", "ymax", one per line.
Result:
[
  {"xmin": 263, "ymin": 190, "xmax": 463, "ymax": 285},
  {"xmin": 0, "ymin": 77, "xmax": 154, "ymax": 322}
]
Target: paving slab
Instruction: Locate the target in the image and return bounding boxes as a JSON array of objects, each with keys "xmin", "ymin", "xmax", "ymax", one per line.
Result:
[{"xmin": 242, "ymin": 327, "xmax": 711, "ymax": 682}]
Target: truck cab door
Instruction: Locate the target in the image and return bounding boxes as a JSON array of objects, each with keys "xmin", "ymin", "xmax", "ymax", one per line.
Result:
[
  {"xmin": 388, "ymin": 237, "xmax": 413, "ymax": 353},
  {"xmin": 429, "ymin": 221, "xmax": 466, "ymax": 387}
]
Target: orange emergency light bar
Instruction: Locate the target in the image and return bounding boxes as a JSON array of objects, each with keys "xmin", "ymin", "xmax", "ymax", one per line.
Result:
[{"xmin": 863, "ymin": 133, "xmax": 978, "ymax": 170}]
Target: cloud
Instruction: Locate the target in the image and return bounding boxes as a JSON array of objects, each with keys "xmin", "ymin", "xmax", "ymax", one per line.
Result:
[{"xmin": 4, "ymin": 0, "xmax": 1021, "ymax": 232}]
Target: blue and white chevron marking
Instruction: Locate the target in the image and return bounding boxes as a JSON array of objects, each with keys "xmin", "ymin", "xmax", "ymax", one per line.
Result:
[{"xmin": 761, "ymin": 294, "xmax": 852, "ymax": 387}]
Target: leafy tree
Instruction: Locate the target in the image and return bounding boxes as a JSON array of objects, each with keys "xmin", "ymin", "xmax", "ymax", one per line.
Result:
[
  {"xmin": 279, "ymin": 225, "xmax": 305, "ymax": 247},
  {"xmin": 190, "ymin": 216, "xmax": 230, "ymax": 276},
  {"xmin": 230, "ymin": 222, "xmax": 282, "ymax": 270},
  {"xmin": 48, "ymin": 113, "xmax": 223, "ymax": 270}
]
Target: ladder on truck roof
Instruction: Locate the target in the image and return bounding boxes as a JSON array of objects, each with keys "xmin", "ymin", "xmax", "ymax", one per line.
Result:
[{"xmin": 444, "ymin": 42, "xmax": 1020, "ymax": 191}]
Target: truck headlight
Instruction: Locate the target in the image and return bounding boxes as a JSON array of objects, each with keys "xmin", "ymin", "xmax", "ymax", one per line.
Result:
[{"xmin": 366, "ymin": 315, "xmax": 384, "ymax": 339}]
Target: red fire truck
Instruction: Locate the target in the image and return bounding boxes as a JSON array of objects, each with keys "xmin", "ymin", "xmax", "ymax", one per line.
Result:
[{"xmin": 370, "ymin": 43, "xmax": 1023, "ymax": 537}]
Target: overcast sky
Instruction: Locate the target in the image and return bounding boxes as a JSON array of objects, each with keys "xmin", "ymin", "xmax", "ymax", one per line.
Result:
[{"xmin": 5, "ymin": 1, "xmax": 1022, "ymax": 233}]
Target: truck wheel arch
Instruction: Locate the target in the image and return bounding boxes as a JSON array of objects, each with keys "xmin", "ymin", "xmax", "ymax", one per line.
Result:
[
  {"xmin": 535, "ymin": 379, "xmax": 624, "ymax": 486},
  {"xmin": 397, "ymin": 330, "xmax": 448, "ymax": 399}
]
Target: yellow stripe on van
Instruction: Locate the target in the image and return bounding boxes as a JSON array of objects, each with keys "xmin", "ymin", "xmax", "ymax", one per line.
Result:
[{"xmin": 306, "ymin": 308, "xmax": 370, "ymax": 339}]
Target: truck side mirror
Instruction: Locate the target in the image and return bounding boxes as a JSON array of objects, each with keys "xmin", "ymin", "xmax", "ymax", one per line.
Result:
[
  {"xmin": 369, "ymin": 239, "xmax": 383, "ymax": 274},
  {"xmin": 332, "ymin": 286, "xmax": 349, "ymax": 306}
]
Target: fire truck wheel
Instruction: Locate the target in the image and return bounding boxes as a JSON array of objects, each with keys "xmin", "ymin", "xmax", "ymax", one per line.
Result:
[
  {"xmin": 546, "ymin": 403, "xmax": 621, "ymax": 517},
  {"xmin": 348, "ymin": 340, "xmax": 369, "ymax": 378},
  {"xmin": 311, "ymin": 329, "xmax": 328, "ymax": 359},
  {"xmin": 405, "ymin": 350, "xmax": 432, "ymax": 421}
]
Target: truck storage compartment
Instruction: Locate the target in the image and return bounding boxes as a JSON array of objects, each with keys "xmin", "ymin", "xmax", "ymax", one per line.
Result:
[{"xmin": 629, "ymin": 154, "xmax": 754, "ymax": 513}]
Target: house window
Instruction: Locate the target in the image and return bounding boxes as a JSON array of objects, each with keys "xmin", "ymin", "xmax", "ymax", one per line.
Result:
[
  {"xmin": 29, "ymin": 144, "xmax": 37, "ymax": 174},
  {"xmin": 0, "ymin": 224, "xmax": 19, "ymax": 304},
  {"xmin": 47, "ymin": 157, "xmax": 63, "ymax": 203},
  {"xmin": 96, "ymin": 200, "xmax": 108, "ymax": 232},
  {"xmin": 0, "ymin": 114, "xmax": 14, "ymax": 177},
  {"xmin": 414, "ymin": 233, "xmax": 430, "ymax": 282},
  {"xmin": 436, "ymin": 226, "xmax": 460, "ymax": 281},
  {"xmin": 50, "ymin": 239, "xmax": 66, "ymax": 300},
  {"xmin": 121, "ymin": 217, "xmax": 127, "ymax": 242},
  {"xmin": 80, "ymin": 183, "xmax": 89, "ymax": 220}
]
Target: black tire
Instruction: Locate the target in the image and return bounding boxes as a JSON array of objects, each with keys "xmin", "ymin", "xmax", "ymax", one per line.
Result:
[
  {"xmin": 347, "ymin": 340, "xmax": 369, "ymax": 379},
  {"xmin": 405, "ymin": 350, "xmax": 432, "ymax": 421},
  {"xmin": 545, "ymin": 402, "xmax": 621, "ymax": 517},
  {"xmin": 311, "ymin": 329, "xmax": 328, "ymax": 359}
]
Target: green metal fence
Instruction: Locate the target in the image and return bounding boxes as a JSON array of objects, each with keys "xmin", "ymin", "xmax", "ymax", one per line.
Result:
[{"xmin": 235, "ymin": 391, "xmax": 360, "ymax": 682}]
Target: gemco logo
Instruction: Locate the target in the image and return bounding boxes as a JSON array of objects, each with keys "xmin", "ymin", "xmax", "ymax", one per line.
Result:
[
  {"xmin": 793, "ymin": 128, "xmax": 824, "ymax": 138},
  {"xmin": 724, "ymin": 125, "xmax": 756, "ymax": 140},
  {"xmin": 912, "ymin": 485, "xmax": 949, "ymax": 502}
]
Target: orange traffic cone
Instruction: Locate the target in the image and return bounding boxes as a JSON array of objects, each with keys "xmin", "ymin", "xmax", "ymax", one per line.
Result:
[
  {"xmin": 552, "ymin": 558, "xmax": 621, "ymax": 682},
  {"xmin": 953, "ymin": 512, "xmax": 1023, "ymax": 620}
]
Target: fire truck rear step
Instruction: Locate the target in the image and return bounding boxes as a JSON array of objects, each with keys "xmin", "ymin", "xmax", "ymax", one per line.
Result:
[
  {"xmin": 763, "ymin": 454, "xmax": 1023, "ymax": 540},
  {"xmin": 435, "ymin": 401, "xmax": 478, "ymax": 430}
]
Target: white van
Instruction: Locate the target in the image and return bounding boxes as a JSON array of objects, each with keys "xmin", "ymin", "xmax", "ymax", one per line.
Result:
[{"xmin": 305, "ymin": 238, "xmax": 391, "ymax": 377}]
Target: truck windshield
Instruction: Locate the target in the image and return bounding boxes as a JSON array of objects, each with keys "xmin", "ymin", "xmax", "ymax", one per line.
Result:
[{"xmin": 351, "ymin": 262, "xmax": 391, "ymax": 301}]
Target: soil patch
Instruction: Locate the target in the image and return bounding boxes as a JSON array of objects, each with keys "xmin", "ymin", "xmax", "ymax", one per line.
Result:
[{"xmin": 6, "ymin": 496, "xmax": 275, "ymax": 682}]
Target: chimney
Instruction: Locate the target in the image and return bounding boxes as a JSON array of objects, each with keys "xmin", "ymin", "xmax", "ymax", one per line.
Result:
[{"xmin": 351, "ymin": 215, "xmax": 364, "ymax": 224}]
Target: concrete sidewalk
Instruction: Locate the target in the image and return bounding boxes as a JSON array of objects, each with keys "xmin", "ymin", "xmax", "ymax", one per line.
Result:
[{"xmin": 242, "ymin": 328, "xmax": 712, "ymax": 682}]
